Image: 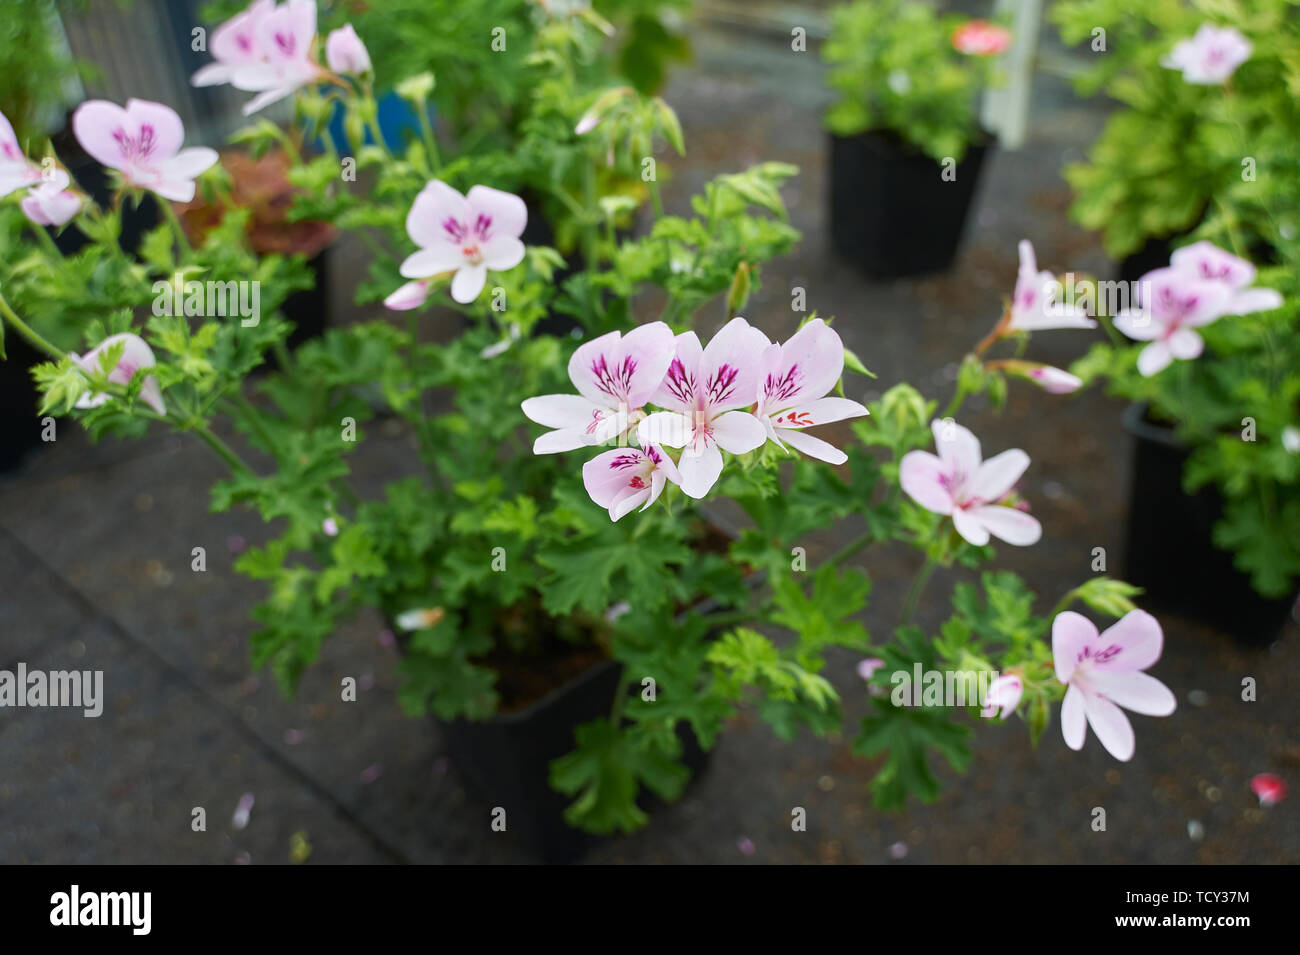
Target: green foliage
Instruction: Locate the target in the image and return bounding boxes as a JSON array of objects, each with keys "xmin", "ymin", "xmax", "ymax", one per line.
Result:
[
  {"xmin": 0, "ymin": 2, "xmax": 1153, "ymax": 839},
  {"xmin": 823, "ymin": 0, "xmax": 1000, "ymax": 162}
]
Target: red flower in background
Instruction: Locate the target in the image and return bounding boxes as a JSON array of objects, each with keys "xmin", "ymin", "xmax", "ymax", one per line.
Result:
[{"xmin": 952, "ymin": 20, "xmax": 1011, "ymax": 57}]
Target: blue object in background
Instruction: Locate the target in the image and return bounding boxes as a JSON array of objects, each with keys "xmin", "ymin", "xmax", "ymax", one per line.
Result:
[{"xmin": 314, "ymin": 91, "xmax": 434, "ymax": 154}]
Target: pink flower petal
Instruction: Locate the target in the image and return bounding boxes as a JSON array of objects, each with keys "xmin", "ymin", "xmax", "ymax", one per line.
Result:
[
  {"xmin": 1092, "ymin": 609, "xmax": 1163, "ymax": 672},
  {"xmin": 968, "ymin": 448, "xmax": 1029, "ymax": 502},
  {"xmin": 899, "ymin": 450, "xmax": 955, "ymax": 515},
  {"xmin": 1088, "ymin": 670, "xmax": 1176, "ymax": 716},
  {"xmin": 1052, "ymin": 611, "xmax": 1098, "ymax": 684},
  {"xmin": 1061, "ymin": 684, "xmax": 1086, "ymax": 750},
  {"xmin": 1081, "ymin": 689, "xmax": 1136, "ymax": 761},
  {"xmin": 466, "ymin": 184, "xmax": 528, "ymax": 241},
  {"xmin": 966, "ymin": 503, "xmax": 1040, "ymax": 546}
]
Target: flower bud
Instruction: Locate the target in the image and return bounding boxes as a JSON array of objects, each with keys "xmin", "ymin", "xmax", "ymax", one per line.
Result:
[{"xmin": 326, "ymin": 24, "xmax": 371, "ymax": 76}]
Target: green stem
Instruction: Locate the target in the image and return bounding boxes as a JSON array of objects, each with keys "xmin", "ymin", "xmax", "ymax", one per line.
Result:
[
  {"xmin": 191, "ymin": 422, "xmax": 251, "ymax": 474},
  {"xmin": 941, "ymin": 381, "xmax": 970, "ymax": 421},
  {"xmin": 225, "ymin": 392, "xmax": 277, "ymax": 453},
  {"xmin": 159, "ymin": 199, "xmax": 192, "ymax": 257},
  {"xmin": 0, "ymin": 287, "xmax": 66, "ymax": 360},
  {"xmin": 827, "ymin": 529, "xmax": 875, "ymax": 569},
  {"xmin": 608, "ymin": 665, "xmax": 632, "ymax": 724},
  {"xmin": 27, "ymin": 220, "xmax": 65, "ymax": 261},
  {"xmin": 415, "ymin": 100, "xmax": 441, "ymax": 172},
  {"xmin": 1046, "ymin": 588, "xmax": 1079, "ymax": 623},
  {"xmin": 900, "ymin": 557, "xmax": 937, "ymax": 625}
]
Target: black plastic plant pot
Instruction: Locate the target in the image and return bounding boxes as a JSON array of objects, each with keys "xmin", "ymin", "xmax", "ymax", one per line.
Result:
[
  {"xmin": 1121, "ymin": 403, "xmax": 1296, "ymax": 646},
  {"xmin": 828, "ymin": 129, "xmax": 990, "ymax": 280},
  {"xmin": 436, "ymin": 657, "xmax": 707, "ymax": 864},
  {"xmin": 0, "ymin": 335, "xmax": 47, "ymax": 474},
  {"xmin": 279, "ymin": 248, "xmax": 332, "ymax": 354}
]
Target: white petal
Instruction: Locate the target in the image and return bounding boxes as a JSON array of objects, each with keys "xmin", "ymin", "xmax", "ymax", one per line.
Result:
[
  {"xmin": 1089, "ymin": 670, "xmax": 1176, "ymax": 716},
  {"xmin": 1061, "ymin": 684, "xmax": 1086, "ymax": 751},
  {"xmin": 521, "ymin": 394, "xmax": 600, "ymax": 430},
  {"xmin": 968, "ymin": 448, "xmax": 1029, "ymax": 502},
  {"xmin": 450, "ymin": 264, "xmax": 487, "ymax": 303},
  {"xmin": 711, "ymin": 411, "xmax": 767, "ymax": 455},
  {"xmin": 1136, "ymin": 341, "xmax": 1174, "ymax": 377},
  {"xmin": 1082, "ymin": 690, "xmax": 1136, "ymax": 761},
  {"xmin": 677, "ymin": 443, "xmax": 724, "ymax": 499},
  {"xmin": 951, "ymin": 507, "xmax": 990, "ymax": 546},
  {"xmin": 780, "ymin": 428, "xmax": 847, "ymax": 464},
  {"xmin": 966, "ymin": 504, "xmax": 1041, "ymax": 546}
]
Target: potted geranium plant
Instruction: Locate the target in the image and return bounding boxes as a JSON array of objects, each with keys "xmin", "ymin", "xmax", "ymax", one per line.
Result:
[
  {"xmin": 2, "ymin": 0, "xmax": 1184, "ymax": 861},
  {"xmin": 822, "ymin": 0, "xmax": 1007, "ymax": 279},
  {"xmin": 1062, "ymin": 5, "xmax": 1299, "ymax": 645},
  {"xmin": 1053, "ymin": 0, "xmax": 1284, "ymax": 279}
]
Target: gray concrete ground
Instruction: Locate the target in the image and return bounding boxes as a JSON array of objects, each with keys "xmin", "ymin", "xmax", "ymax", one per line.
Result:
[{"xmin": 0, "ymin": 22, "xmax": 1295, "ymax": 864}]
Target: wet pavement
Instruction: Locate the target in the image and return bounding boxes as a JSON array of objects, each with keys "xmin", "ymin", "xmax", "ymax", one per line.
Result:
[{"xmin": 0, "ymin": 20, "xmax": 1295, "ymax": 864}]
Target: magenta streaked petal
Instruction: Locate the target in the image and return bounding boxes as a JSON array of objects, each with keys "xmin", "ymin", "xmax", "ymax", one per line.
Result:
[
  {"xmin": 1093, "ymin": 609, "xmax": 1163, "ymax": 672},
  {"xmin": 899, "ymin": 450, "xmax": 954, "ymax": 515}
]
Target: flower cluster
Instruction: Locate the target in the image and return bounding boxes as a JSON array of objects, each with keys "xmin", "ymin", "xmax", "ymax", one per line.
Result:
[
  {"xmin": 386, "ymin": 182, "xmax": 528, "ymax": 307},
  {"xmin": 191, "ymin": 0, "xmax": 370, "ymax": 115},
  {"xmin": 523, "ymin": 317, "xmax": 869, "ymax": 517},
  {"xmin": 1115, "ymin": 241, "xmax": 1282, "ymax": 376}
]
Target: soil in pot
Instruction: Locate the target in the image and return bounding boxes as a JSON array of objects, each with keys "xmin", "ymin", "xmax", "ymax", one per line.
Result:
[
  {"xmin": 829, "ymin": 129, "xmax": 990, "ymax": 280},
  {"xmin": 1122, "ymin": 403, "xmax": 1296, "ymax": 646},
  {"xmin": 404, "ymin": 521, "xmax": 736, "ymax": 862}
]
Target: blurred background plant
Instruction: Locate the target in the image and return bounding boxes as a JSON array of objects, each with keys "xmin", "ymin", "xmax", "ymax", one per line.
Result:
[{"xmin": 822, "ymin": 0, "xmax": 1003, "ymax": 162}]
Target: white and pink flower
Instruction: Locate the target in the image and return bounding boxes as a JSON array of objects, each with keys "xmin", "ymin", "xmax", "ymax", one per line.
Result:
[
  {"xmin": 0, "ymin": 109, "xmax": 44, "ymax": 199},
  {"xmin": 637, "ymin": 317, "xmax": 770, "ymax": 498},
  {"xmin": 1054, "ymin": 610, "xmax": 1176, "ymax": 762},
  {"xmin": 523, "ymin": 322, "xmax": 676, "ymax": 453},
  {"xmin": 754, "ymin": 318, "xmax": 868, "ymax": 465},
  {"xmin": 1009, "ymin": 240, "xmax": 1094, "ymax": 332},
  {"xmin": 1, "ymin": 109, "xmax": 82, "ymax": 226},
  {"xmin": 192, "ymin": 0, "xmax": 330, "ymax": 115},
  {"xmin": 72, "ymin": 98, "xmax": 217, "ymax": 203},
  {"xmin": 1113, "ymin": 268, "xmax": 1233, "ymax": 377},
  {"xmin": 900, "ymin": 419, "xmax": 1042, "ymax": 547},
  {"xmin": 1169, "ymin": 241, "xmax": 1282, "ymax": 316},
  {"xmin": 582, "ymin": 443, "xmax": 681, "ymax": 520},
  {"xmin": 71, "ymin": 333, "xmax": 167, "ymax": 416},
  {"xmin": 981, "ymin": 674, "xmax": 1023, "ymax": 719},
  {"xmin": 190, "ymin": 0, "xmax": 275, "ymax": 88},
  {"xmin": 21, "ymin": 168, "xmax": 81, "ymax": 227},
  {"xmin": 394, "ymin": 181, "xmax": 527, "ymax": 305},
  {"xmin": 1162, "ymin": 24, "xmax": 1252, "ymax": 85}
]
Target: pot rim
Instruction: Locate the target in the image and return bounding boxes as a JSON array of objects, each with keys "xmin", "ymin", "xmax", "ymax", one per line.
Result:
[{"xmin": 1121, "ymin": 401, "xmax": 1184, "ymax": 450}]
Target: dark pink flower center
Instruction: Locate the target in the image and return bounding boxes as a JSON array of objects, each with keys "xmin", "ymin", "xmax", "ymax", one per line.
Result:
[
  {"xmin": 706, "ymin": 363, "xmax": 740, "ymax": 406},
  {"xmin": 112, "ymin": 123, "xmax": 158, "ymax": 163},
  {"xmin": 663, "ymin": 358, "xmax": 696, "ymax": 406},
  {"xmin": 590, "ymin": 353, "xmax": 638, "ymax": 401},
  {"xmin": 764, "ymin": 363, "xmax": 801, "ymax": 404}
]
